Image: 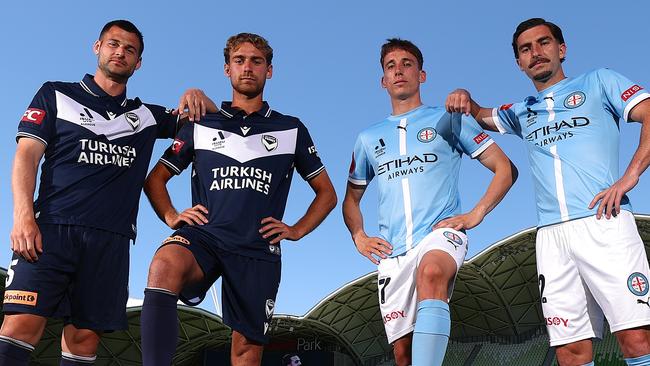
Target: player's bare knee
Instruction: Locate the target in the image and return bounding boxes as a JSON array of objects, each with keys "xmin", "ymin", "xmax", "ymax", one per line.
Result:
[
  {"xmin": 392, "ymin": 346, "xmax": 411, "ymax": 366},
  {"xmin": 617, "ymin": 328, "xmax": 650, "ymax": 357},
  {"xmin": 62, "ymin": 326, "xmax": 100, "ymax": 356},
  {"xmin": 0, "ymin": 314, "xmax": 46, "ymax": 346},
  {"xmin": 419, "ymin": 261, "xmax": 447, "ymax": 283},
  {"xmin": 147, "ymin": 246, "xmax": 193, "ymax": 288},
  {"xmin": 555, "ymin": 341, "xmax": 592, "ymax": 365}
]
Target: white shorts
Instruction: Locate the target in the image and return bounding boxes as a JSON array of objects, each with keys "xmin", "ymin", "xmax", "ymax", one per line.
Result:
[
  {"xmin": 377, "ymin": 228, "xmax": 468, "ymax": 344},
  {"xmin": 536, "ymin": 210, "xmax": 650, "ymax": 347}
]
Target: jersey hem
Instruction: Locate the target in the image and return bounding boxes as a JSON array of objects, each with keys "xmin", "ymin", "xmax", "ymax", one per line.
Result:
[
  {"xmin": 536, "ymin": 208, "xmax": 633, "ymax": 229},
  {"xmin": 35, "ymin": 218, "xmax": 135, "ymax": 240}
]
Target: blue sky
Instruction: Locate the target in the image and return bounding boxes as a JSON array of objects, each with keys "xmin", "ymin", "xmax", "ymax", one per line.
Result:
[{"xmin": 1, "ymin": 0, "xmax": 649, "ymax": 316}]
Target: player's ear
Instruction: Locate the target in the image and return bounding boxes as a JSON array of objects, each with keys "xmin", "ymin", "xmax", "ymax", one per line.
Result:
[
  {"xmin": 419, "ymin": 70, "xmax": 426, "ymax": 83},
  {"xmin": 224, "ymin": 63, "xmax": 230, "ymax": 77},
  {"xmin": 266, "ymin": 64, "xmax": 273, "ymax": 79},
  {"xmin": 381, "ymin": 76, "xmax": 387, "ymax": 89},
  {"xmin": 559, "ymin": 43, "xmax": 566, "ymax": 61},
  {"xmin": 93, "ymin": 40, "xmax": 100, "ymax": 55},
  {"xmin": 135, "ymin": 57, "xmax": 142, "ymax": 71}
]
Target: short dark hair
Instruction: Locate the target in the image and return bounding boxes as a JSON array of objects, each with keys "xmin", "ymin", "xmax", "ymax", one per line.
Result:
[
  {"xmin": 99, "ymin": 20, "xmax": 144, "ymax": 56},
  {"xmin": 512, "ymin": 18, "xmax": 565, "ymax": 62},
  {"xmin": 282, "ymin": 353, "xmax": 299, "ymax": 365},
  {"xmin": 380, "ymin": 38, "xmax": 424, "ymax": 70},
  {"xmin": 224, "ymin": 33, "xmax": 273, "ymax": 65}
]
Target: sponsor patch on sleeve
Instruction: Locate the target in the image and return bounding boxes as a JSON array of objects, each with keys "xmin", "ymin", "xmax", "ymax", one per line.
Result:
[
  {"xmin": 499, "ymin": 103, "xmax": 513, "ymax": 110},
  {"xmin": 621, "ymin": 85, "xmax": 644, "ymax": 102},
  {"xmin": 171, "ymin": 139, "xmax": 185, "ymax": 154},
  {"xmin": 21, "ymin": 108, "xmax": 46, "ymax": 125},
  {"xmin": 4, "ymin": 290, "xmax": 38, "ymax": 306},
  {"xmin": 473, "ymin": 132, "xmax": 489, "ymax": 144},
  {"xmin": 163, "ymin": 235, "xmax": 190, "ymax": 245}
]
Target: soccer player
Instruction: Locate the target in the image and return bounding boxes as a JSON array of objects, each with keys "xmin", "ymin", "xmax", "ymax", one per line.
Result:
[
  {"xmin": 2, "ymin": 20, "xmax": 215, "ymax": 366},
  {"xmin": 446, "ymin": 18, "xmax": 650, "ymax": 366},
  {"xmin": 282, "ymin": 353, "xmax": 302, "ymax": 366},
  {"xmin": 342, "ymin": 39, "xmax": 517, "ymax": 366},
  {"xmin": 140, "ymin": 33, "xmax": 337, "ymax": 366}
]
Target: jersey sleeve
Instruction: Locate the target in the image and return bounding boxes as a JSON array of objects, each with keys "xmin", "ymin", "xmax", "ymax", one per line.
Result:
[
  {"xmin": 347, "ymin": 133, "xmax": 374, "ymax": 185},
  {"xmin": 490, "ymin": 102, "xmax": 523, "ymax": 137},
  {"xmin": 16, "ymin": 82, "xmax": 57, "ymax": 146},
  {"xmin": 595, "ymin": 68, "xmax": 650, "ymax": 122},
  {"xmin": 145, "ymin": 103, "xmax": 180, "ymax": 138},
  {"xmin": 158, "ymin": 122, "xmax": 195, "ymax": 175},
  {"xmin": 455, "ymin": 114, "xmax": 495, "ymax": 158},
  {"xmin": 294, "ymin": 121, "xmax": 325, "ymax": 181}
]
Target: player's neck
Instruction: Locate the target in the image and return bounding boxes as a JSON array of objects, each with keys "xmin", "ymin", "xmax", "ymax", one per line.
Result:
[
  {"xmin": 93, "ymin": 69, "xmax": 127, "ymax": 97},
  {"xmin": 231, "ymin": 91, "xmax": 264, "ymax": 116},
  {"xmin": 391, "ymin": 94, "xmax": 423, "ymax": 116},
  {"xmin": 533, "ymin": 69, "xmax": 567, "ymax": 92}
]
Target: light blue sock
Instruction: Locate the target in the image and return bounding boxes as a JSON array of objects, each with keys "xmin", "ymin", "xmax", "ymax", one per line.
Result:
[
  {"xmin": 626, "ymin": 353, "xmax": 650, "ymax": 365},
  {"xmin": 412, "ymin": 299, "xmax": 450, "ymax": 366}
]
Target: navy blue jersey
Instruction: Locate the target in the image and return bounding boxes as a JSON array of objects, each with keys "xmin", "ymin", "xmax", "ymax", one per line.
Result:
[
  {"xmin": 17, "ymin": 74, "xmax": 178, "ymax": 239},
  {"xmin": 159, "ymin": 102, "xmax": 324, "ymax": 261}
]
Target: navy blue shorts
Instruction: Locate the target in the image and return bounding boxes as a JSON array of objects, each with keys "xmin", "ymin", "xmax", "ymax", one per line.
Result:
[
  {"xmin": 161, "ymin": 226, "xmax": 281, "ymax": 344},
  {"xmin": 3, "ymin": 224, "xmax": 130, "ymax": 331}
]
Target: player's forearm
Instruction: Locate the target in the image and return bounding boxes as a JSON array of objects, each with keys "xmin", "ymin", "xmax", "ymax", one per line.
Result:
[
  {"xmin": 622, "ymin": 116, "xmax": 650, "ymax": 181},
  {"xmin": 342, "ymin": 193, "xmax": 367, "ymax": 242},
  {"xmin": 472, "ymin": 100, "xmax": 499, "ymax": 132},
  {"xmin": 473, "ymin": 159, "xmax": 517, "ymax": 219},
  {"xmin": 12, "ymin": 142, "xmax": 44, "ymax": 221},
  {"xmin": 144, "ymin": 170, "xmax": 178, "ymax": 227},
  {"xmin": 12, "ymin": 153, "xmax": 39, "ymax": 221},
  {"xmin": 291, "ymin": 183, "xmax": 337, "ymax": 239}
]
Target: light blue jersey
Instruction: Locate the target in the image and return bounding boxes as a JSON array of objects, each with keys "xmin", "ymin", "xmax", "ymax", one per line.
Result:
[
  {"xmin": 349, "ymin": 105, "xmax": 494, "ymax": 257},
  {"xmin": 492, "ymin": 68, "xmax": 649, "ymax": 227}
]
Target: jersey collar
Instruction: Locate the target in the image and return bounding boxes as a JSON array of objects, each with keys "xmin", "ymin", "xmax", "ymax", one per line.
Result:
[
  {"xmin": 80, "ymin": 74, "xmax": 128, "ymax": 107},
  {"xmin": 219, "ymin": 101, "xmax": 273, "ymax": 119},
  {"xmin": 536, "ymin": 76, "xmax": 572, "ymax": 98}
]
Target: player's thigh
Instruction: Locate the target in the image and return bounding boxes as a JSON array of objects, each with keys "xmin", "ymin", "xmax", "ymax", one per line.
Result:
[
  {"xmin": 148, "ymin": 230, "xmax": 207, "ymax": 292},
  {"xmin": 415, "ymin": 228, "xmax": 468, "ymax": 300},
  {"xmin": 70, "ymin": 228, "xmax": 130, "ymax": 331},
  {"xmin": 3, "ymin": 224, "xmax": 75, "ymax": 322},
  {"xmin": 220, "ymin": 250, "xmax": 281, "ymax": 345},
  {"xmin": 537, "ymin": 224, "xmax": 603, "ymax": 347},
  {"xmin": 377, "ymin": 252, "xmax": 417, "ymax": 345},
  {"xmin": 574, "ymin": 211, "xmax": 650, "ymax": 333}
]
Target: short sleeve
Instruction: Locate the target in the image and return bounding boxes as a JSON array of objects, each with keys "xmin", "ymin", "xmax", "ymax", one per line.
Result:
[
  {"xmin": 455, "ymin": 113, "xmax": 495, "ymax": 158},
  {"xmin": 159, "ymin": 122, "xmax": 195, "ymax": 175},
  {"xmin": 294, "ymin": 121, "xmax": 325, "ymax": 180},
  {"xmin": 347, "ymin": 133, "xmax": 374, "ymax": 185},
  {"xmin": 491, "ymin": 102, "xmax": 523, "ymax": 137},
  {"xmin": 596, "ymin": 68, "xmax": 650, "ymax": 122},
  {"xmin": 16, "ymin": 82, "xmax": 58, "ymax": 146},
  {"xmin": 144, "ymin": 103, "xmax": 180, "ymax": 139}
]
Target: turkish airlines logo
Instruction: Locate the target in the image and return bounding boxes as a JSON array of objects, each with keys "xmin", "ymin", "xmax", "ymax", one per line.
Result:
[
  {"xmin": 21, "ymin": 108, "xmax": 46, "ymax": 125},
  {"xmin": 499, "ymin": 103, "xmax": 513, "ymax": 110},
  {"xmin": 172, "ymin": 138, "xmax": 185, "ymax": 154},
  {"xmin": 621, "ymin": 85, "xmax": 644, "ymax": 102}
]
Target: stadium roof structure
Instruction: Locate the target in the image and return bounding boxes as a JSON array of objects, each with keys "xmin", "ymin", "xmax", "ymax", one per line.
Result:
[{"xmin": 7, "ymin": 215, "xmax": 650, "ymax": 365}]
